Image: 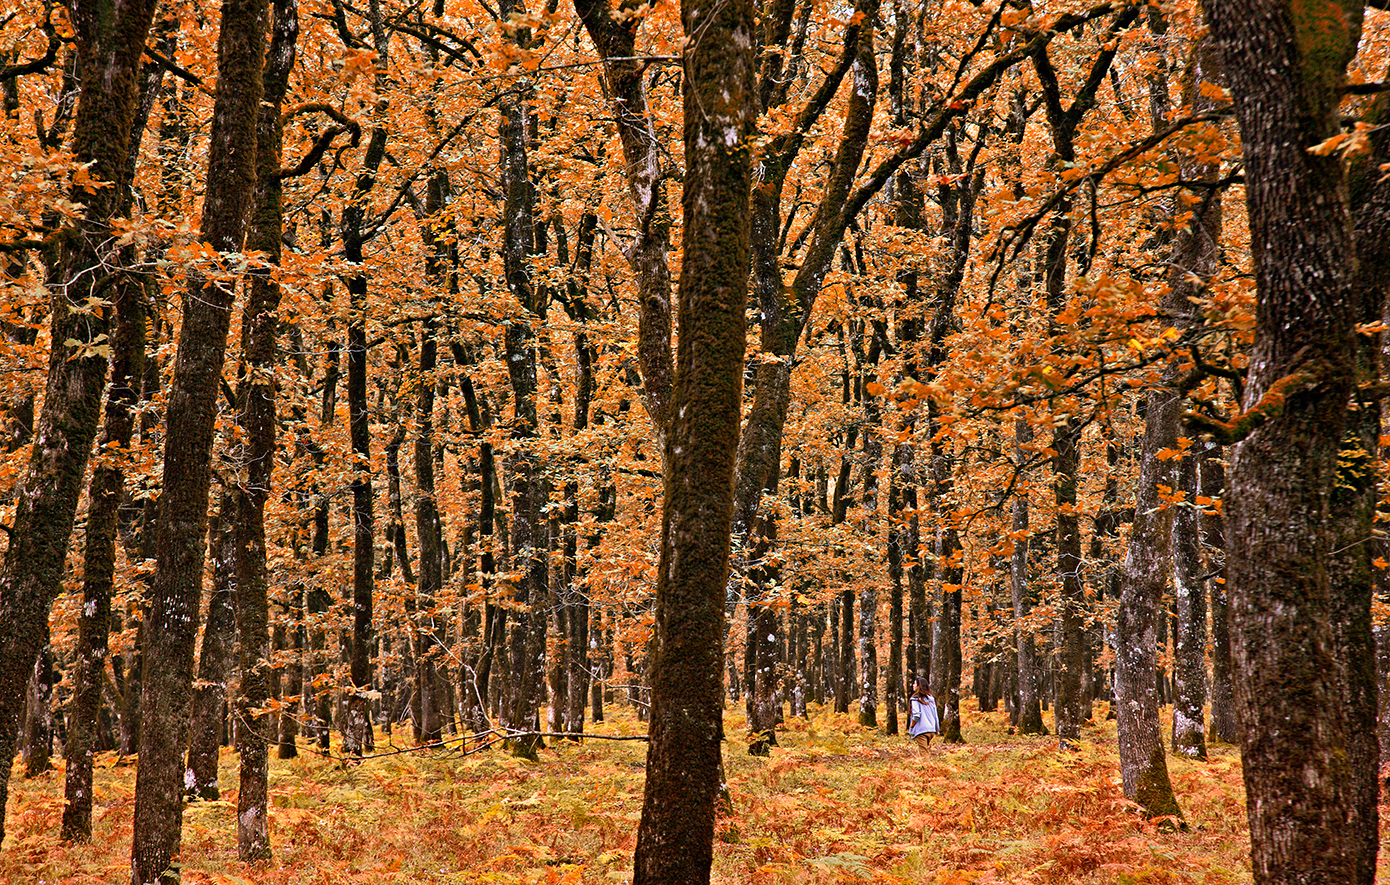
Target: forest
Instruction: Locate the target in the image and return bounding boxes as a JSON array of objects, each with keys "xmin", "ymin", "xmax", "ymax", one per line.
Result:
[{"xmin": 0, "ymin": 0, "xmax": 1385, "ymax": 882}]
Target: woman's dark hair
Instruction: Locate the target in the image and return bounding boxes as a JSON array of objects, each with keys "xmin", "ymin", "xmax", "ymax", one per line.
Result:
[{"xmin": 913, "ymin": 677, "xmax": 929, "ymax": 696}]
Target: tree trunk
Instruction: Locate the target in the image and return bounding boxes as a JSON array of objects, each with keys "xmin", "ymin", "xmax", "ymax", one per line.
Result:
[
  {"xmin": 1202, "ymin": 442, "xmax": 1236, "ymax": 744},
  {"xmin": 1172, "ymin": 451, "xmax": 1208, "ymax": 759},
  {"xmin": 832, "ymin": 419, "xmax": 857, "ymax": 714},
  {"xmin": 1330, "ymin": 72, "xmax": 1390, "ymax": 885},
  {"xmin": 62, "ymin": 178, "xmax": 148, "ymax": 836},
  {"xmin": 1115, "ymin": 372, "xmax": 1184, "ymax": 819},
  {"xmin": 1046, "ymin": 214, "xmax": 1084, "ymax": 749},
  {"xmin": 341, "ymin": 122, "xmax": 387, "ymax": 757},
  {"xmin": 1011, "ymin": 418, "xmax": 1044, "ymax": 735},
  {"xmin": 748, "ymin": 505, "xmax": 782, "ymax": 754},
  {"xmin": 1201, "ymin": 3, "xmax": 1363, "ymax": 881},
  {"xmin": 279, "ymin": 593, "xmax": 302, "ymax": 759},
  {"xmin": 22, "ymin": 643, "xmax": 53, "ymax": 776},
  {"xmin": 496, "ymin": 36, "xmax": 549, "ymax": 756},
  {"xmin": 183, "ymin": 499, "xmax": 237, "ymax": 801},
  {"xmin": 415, "ymin": 313, "xmax": 444, "ymax": 745},
  {"xmin": 856, "ymin": 337, "xmax": 882, "ymax": 729},
  {"xmin": 630, "ymin": 0, "xmax": 753, "ymax": 874},
  {"xmin": 886, "ymin": 443, "xmax": 909, "ymax": 736},
  {"xmin": 0, "ymin": 0, "xmax": 160, "ymax": 842},
  {"xmin": 131, "ymin": 0, "xmax": 269, "ymax": 877},
  {"xmin": 1170, "ymin": 32, "xmax": 1224, "ymax": 764},
  {"xmin": 573, "ymin": 0, "xmax": 674, "ymax": 447},
  {"xmin": 230, "ymin": 0, "xmax": 296, "ymax": 859}
]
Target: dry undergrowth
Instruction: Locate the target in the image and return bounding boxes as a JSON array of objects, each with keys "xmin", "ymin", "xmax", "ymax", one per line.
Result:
[{"xmin": 0, "ymin": 704, "xmax": 1374, "ymax": 884}]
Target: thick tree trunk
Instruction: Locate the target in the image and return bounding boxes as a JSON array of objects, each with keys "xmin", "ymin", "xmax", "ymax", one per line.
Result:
[
  {"xmin": 0, "ymin": 0, "xmax": 160, "ymax": 842},
  {"xmin": 1202, "ymin": 3, "xmax": 1363, "ymax": 881},
  {"xmin": 630, "ymin": 0, "xmax": 753, "ymax": 875},
  {"xmin": 130, "ymin": 0, "xmax": 269, "ymax": 877}
]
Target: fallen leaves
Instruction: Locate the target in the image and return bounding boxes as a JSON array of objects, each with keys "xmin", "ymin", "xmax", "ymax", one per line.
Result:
[{"xmin": 1, "ymin": 707, "xmax": 1253, "ymax": 884}]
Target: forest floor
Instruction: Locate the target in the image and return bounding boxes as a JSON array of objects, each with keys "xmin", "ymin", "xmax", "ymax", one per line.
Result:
[{"xmin": 2, "ymin": 703, "xmax": 1382, "ymax": 884}]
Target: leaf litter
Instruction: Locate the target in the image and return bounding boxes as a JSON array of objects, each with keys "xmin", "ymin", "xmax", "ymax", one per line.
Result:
[{"xmin": 1, "ymin": 705, "xmax": 1342, "ymax": 884}]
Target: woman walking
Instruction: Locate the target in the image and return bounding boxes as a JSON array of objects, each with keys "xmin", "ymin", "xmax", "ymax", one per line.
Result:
[{"xmin": 908, "ymin": 677, "xmax": 940, "ymax": 753}]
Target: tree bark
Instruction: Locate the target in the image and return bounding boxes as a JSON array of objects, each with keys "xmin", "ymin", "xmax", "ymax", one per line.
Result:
[
  {"xmin": 496, "ymin": 21, "xmax": 549, "ymax": 755},
  {"xmin": 229, "ymin": 0, "xmax": 296, "ymax": 860},
  {"xmin": 62, "ymin": 264, "xmax": 144, "ymax": 839},
  {"xmin": 131, "ymin": 0, "xmax": 269, "ymax": 877},
  {"xmin": 1170, "ymin": 32, "xmax": 1223, "ymax": 763},
  {"xmin": 573, "ymin": 0, "xmax": 673, "ymax": 447},
  {"xmin": 1011, "ymin": 415, "xmax": 1044, "ymax": 736},
  {"xmin": 1115, "ymin": 360, "xmax": 1185, "ymax": 818},
  {"xmin": 21, "ymin": 644, "xmax": 53, "ymax": 776},
  {"xmin": 1201, "ymin": 3, "xmax": 1363, "ymax": 881},
  {"xmin": 183, "ymin": 498, "xmax": 237, "ymax": 801},
  {"xmin": 415, "ymin": 324, "xmax": 444, "ymax": 745},
  {"xmin": 856, "ymin": 333, "xmax": 882, "ymax": 729},
  {"xmin": 1171, "ymin": 452, "xmax": 1207, "ymax": 759},
  {"xmin": 630, "ymin": 0, "xmax": 753, "ymax": 874},
  {"xmin": 340, "ymin": 121, "xmax": 387, "ymax": 756},
  {"xmin": 0, "ymin": 0, "xmax": 160, "ymax": 842},
  {"xmin": 1202, "ymin": 442, "xmax": 1236, "ymax": 744}
]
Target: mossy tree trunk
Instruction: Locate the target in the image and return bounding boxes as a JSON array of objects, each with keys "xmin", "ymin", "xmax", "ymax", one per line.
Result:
[
  {"xmin": 230, "ymin": 0, "xmax": 297, "ymax": 861},
  {"xmin": 62, "ymin": 251, "xmax": 146, "ymax": 840},
  {"xmin": 0, "ymin": 0, "xmax": 160, "ymax": 843},
  {"xmin": 1333, "ymin": 62, "xmax": 1390, "ymax": 885},
  {"xmin": 630, "ymin": 0, "xmax": 754, "ymax": 874},
  {"xmin": 131, "ymin": 0, "xmax": 270, "ymax": 877},
  {"xmin": 59, "ymin": 20, "xmax": 169, "ymax": 830},
  {"xmin": 1201, "ymin": 2, "xmax": 1365, "ymax": 881}
]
